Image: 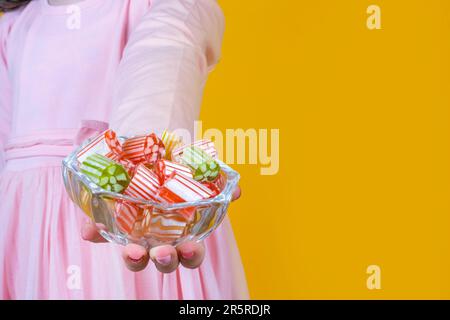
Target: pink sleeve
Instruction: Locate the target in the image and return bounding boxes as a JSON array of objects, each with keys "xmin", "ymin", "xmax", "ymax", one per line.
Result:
[
  {"xmin": 109, "ymin": 0, "xmax": 225, "ymax": 137},
  {"xmin": 0, "ymin": 13, "xmax": 16, "ymax": 169}
]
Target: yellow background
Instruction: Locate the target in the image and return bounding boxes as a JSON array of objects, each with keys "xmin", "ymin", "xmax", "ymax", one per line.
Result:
[{"xmin": 201, "ymin": 0, "xmax": 450, "ymax": 299}]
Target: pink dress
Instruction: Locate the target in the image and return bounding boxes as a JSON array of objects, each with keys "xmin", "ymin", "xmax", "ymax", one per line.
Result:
[{"xmin": 0, "ymin": 0, "xmax": 248, "ymax": 299}]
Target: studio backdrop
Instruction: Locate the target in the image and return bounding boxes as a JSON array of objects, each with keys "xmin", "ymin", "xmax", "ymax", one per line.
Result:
[{"xmin": 203, "ymin": 0, "xmax": 450, "ymax": 299}]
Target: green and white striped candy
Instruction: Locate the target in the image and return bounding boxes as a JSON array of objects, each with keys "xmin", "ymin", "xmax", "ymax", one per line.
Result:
[
  {"xmin": 181, "ymin": 146, "xmax": 220, "ymax": 182},
  {"xmin": 80, "ymin": 153, "xmax": 130, "ymax": 193}
]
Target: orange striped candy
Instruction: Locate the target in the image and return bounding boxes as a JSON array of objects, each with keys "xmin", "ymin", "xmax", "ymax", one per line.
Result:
[
  {"xmin": 115, "ymin": 201, "xmax": 143, "ymax": 234},
  {"xmin": 123, "ymin": 164, "xmax": 161, "ymax": 201},
  {"xmin": 158, "ymin": 172, "xmax": 215, "ymax": 219}
]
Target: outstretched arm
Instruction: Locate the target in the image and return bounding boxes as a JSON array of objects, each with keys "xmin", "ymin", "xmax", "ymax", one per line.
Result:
[
  {"xmin": 110, "ymin": 0, "xmax": 225, "ymax": 137},
  {"xmin": 83, "ymin": 0, "xmax": 227, "ymax": 273}
]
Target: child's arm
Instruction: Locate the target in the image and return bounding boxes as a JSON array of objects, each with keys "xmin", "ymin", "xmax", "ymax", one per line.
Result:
[
  {"xmin": 109, "ymin": 0, "xmax": 225, "ymax": 137},
  {"xmin": 84, "ymin": 0, "xmax": 226, "ymax": 273}
]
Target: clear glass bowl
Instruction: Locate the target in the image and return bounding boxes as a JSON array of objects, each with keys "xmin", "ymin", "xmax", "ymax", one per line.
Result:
[{"xmin": 62, "ymin": 136, "xmax": 239, "ymax": 248}]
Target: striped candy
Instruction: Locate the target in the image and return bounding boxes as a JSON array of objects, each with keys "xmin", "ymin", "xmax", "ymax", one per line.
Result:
[
  {"xmin": 76, "ymin": 129, "xmax": 122, "ymax": 163},
  {"xmin": 171, "ymin": 139, "xmax": 217, "ymax": 162},
  {"xmin": 115, "ymin": 201, "xmax": 143, "ymax": 234},
  {"xmin": 180, "ymin": 146, "xmax": 220, "ymax": 182},
  {"xmin": 153, "ymin": 160, "xmax": 167, "ymax": 185},
  {"xmin": 124, "ymin": 164, "xmax": 161, "ymax": 201},
  {"xmin": 213, "ymin": 172, "xmax": 226, "ymax": 190},
  {"xmin": 161, "ymin": 129, "xmax": 182, "ymax": 160},
  {"xmin": 115, "ymin": 164, "xmax": 161, "ymax": 233},
  {"xmin": 143, "ymin": 211, "xmax": 187, "ymax": 242},
  {"xmin": 80, "ymin": 154, "xmax": 130, "ymax": 193},
  {"xmin": 201, "ymin": 181, "xmax": 221, "ymax": 196},
  {"xmin": 158, "ymin": 172, "xmax": 216, "ymax": 219},
  {"xmin": 200, "ymin": 173, "xmax": 226, "ymax": 197},
  {"xmin": 122, "ymin": 133, "xmax": 165, "ymax": 164},
  {"xmin": 105, "ymin": 150, "xmax": 137, "ymax": 176},
  {"xmin": 154, "ymin": 159, "xmax": 193, "ymax": 183},
  {"xmin": 79, "ymin": 184, "xmax": 93, "ymax": 218}
]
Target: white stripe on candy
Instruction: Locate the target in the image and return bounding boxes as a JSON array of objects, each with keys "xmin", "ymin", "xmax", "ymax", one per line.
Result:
[
  {"xmin": 76, "ymin": 129, "xmax": 122, "ymax": 163},
  {"xmin": 171, "ymin": 139, "xmax": 217, "ymax": 161},
  {"xmin": 124, "ymin": 164, "xmax": 160, "ymax": 201}
]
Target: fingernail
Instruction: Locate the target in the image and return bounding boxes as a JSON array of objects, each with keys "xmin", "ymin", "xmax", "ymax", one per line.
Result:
[
  {"xmin": 156, "ymin": 254, "xmax": 172, "ymax": 266},
  {"xmin": 127, "ymin": 244, "xmax": 146, "ymax": 261},
  {"xmin": 128, "ymin": 256, "xmax": 144, "ymax": 263},
  {"xmin": 128, "ymin": 251, "xmax": 144, "ymax": 262},
  {"xmin": 181, "ymin": 251, "xmax": 195, "ymax": 260}
]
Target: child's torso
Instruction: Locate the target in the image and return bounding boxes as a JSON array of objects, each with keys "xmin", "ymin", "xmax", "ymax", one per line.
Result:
[{"xmin": 4, "ymin": 0, "xmax": 150, "ymax": 157}]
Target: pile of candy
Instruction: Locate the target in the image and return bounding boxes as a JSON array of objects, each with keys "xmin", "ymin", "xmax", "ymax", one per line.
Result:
[{"xmin": 76, "ymin": 129, "xmax": 225, "ymax": 234}]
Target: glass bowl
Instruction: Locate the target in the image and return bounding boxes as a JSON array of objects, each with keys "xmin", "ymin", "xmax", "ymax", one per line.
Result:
[{"xmin": 62, "ymin": 136, "xmax": 239, "ymax": 248}]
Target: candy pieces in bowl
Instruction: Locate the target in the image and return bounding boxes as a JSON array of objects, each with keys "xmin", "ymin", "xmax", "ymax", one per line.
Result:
[{"xmin": 62, "ymin": 129, "xmax": 239, "ymax": 248}]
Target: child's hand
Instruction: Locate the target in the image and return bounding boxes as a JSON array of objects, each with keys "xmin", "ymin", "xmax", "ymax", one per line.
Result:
[{"xmin": 80, "ymin": 186, "xmax": 241, "ymax": 273}]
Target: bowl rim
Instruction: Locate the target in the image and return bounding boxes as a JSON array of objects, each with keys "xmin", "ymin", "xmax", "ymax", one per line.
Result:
[{"xmin": 62, "ymin": 135, "xmax": 240, "ymax": 210}]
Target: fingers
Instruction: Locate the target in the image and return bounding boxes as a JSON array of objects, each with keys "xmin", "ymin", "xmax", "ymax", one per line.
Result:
[
  {"xmin": 149, "ymin": 245, "xmax": 179, "ymax": 273},
  {"xmin": 232, "ymin": 185, "xmax": 241, "ymax": 201},
  {"xmin": 81, "ymin": 222, "xmax": 108, "ymax": 243},
  {"xmin": 176, "ymin": 241, "xmax": 205, "ymax": 269},
  {"xmin": 122, "ymin": 243, "xmax": 150, "ymax": 272},
  {"xmin": 82, "ymin": 220, "xmax": 207, "ymax": 272},
  {"xmin": 126, "ymin": 242, "xmax": 205, "ymax": 273},
  {"xmin": 125, "ymin": 242, "xmax": 205, "ymax": 273}
]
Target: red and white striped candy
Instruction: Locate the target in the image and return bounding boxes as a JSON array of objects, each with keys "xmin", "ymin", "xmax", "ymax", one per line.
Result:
[
  {"xmin": 154, "ymin": 159, "xmax": 193, "ymax": 181},
  {"xmin": 115, "ymin": 201, "xmax": 143, "ymax": 234},
  {"xmin": 106, "ymin": 151, "xmax": 137, "ymax": 176},
  {"xmin": 124, "ymin": 164, "xmax": 161, "ymax": 201},
  {"xmin": 201, "ymin": 181, "xmax": 221, "ymax": 196},
  {"xmin": 153, "ymin": 160, "xmax": 167, "ymax": 185},
  {"xmin": 76, "ymin": 129, "xmax": 122, "ymax": 163},
  {"xmin": 122, "ymin": 133, "xmax": 165, "ymax": 164},
  {"xmin": 158, "ymin": 172, "xmax": 215, "ymax": 219},
  {"xmin": 171, "ymin": 139, "xmax": 217, "ymax": 162},
  {"xmin": 199, "ymin": 172, "xmax": 225, "ymax": 196},
  {"xmin": 213, "ymin": 172, "xmax": 226, "ymax": 190}
]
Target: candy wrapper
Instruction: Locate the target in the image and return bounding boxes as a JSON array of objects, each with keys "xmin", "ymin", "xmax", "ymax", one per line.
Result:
[
  {"xmin": 122, "ymin": 133, "xmax": 165, "ymax": 164},
  {"xmin": 80, "ymin": 154, "xmax": 130, "ymax": 193}
]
